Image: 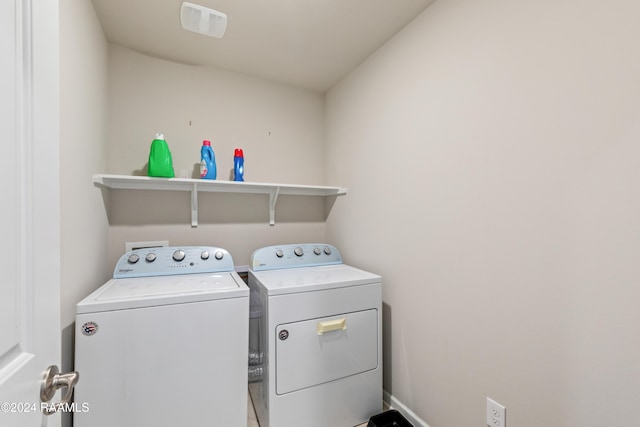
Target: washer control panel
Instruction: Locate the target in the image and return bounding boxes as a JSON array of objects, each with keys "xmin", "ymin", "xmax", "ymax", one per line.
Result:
[
  {"xmin": 251, "ymin": 244, "xmax": 342, "ymax": 271},
  {"xmin": 113, "ymin": 246, "xmax": 234, "ymax": 278}
]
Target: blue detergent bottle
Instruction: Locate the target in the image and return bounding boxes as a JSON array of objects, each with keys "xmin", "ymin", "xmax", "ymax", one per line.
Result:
[
  {"xmin": 234, "ymin": 148, "xmax": 244, "ymax": 181},
  {"xmin": 200, "ymin": 140, "xmax": 217, "ymax": 179}
]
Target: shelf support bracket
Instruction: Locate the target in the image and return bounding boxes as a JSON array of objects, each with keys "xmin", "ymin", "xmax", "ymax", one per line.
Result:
[
  {"xmin": 191, "ymin": 182, "xmax": 199, "ymax": 228},
  {"xmin": 269, "ymin": 187, "xmax": 280, "ymax": 226}
]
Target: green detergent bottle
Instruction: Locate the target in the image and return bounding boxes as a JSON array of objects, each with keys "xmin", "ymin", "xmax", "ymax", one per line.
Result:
[{"xmin": 148, "ymin": 133, "xmax": 175, "ymax": 178}]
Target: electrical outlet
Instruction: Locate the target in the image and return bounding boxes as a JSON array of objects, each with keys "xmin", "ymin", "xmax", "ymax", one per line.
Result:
[{"xmin": 486, "ymin": 397, "xmax": 506, "ymax": 427}]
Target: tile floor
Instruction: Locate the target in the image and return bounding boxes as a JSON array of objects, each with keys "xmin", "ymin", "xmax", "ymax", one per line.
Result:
[{"xmin": 247, "ymin": 391, "xmax": 369, "ymax": 427}]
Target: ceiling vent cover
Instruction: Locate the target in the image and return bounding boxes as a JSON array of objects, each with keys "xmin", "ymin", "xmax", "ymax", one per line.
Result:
[{"xmin": 180, "ymin": 2, "xmax": 227, "ymax": 38}]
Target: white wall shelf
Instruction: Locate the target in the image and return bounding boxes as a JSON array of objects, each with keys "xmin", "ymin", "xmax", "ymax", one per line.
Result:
[{"xmin": 93, "ymin": 174, "xmax": 347, "ymax": 227}]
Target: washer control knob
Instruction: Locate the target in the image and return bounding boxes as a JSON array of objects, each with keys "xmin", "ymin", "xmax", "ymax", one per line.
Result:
[
  {"xmin": 294, "ymin": 247, "xmax": 304, "ymax": 257},
  {"xmin": 314, "ymin": 247, "xmax": 321, "ymax": 255},
  {"xmin": 324, "ymin": 247, "xmax": 332, "ymax": 255},
  {"xmin": 201, "ymin": 251, "xmax": 210, "ymax": 260},
  {"xmin": 127, "ymin": 254, "xmax": 140, "ymax": 264},
  {"xmin": 145, "ymin": 253, "xmax": 157, "ymax": 263},
  {"xmin": 214, "ymin": 251, "xmax": 224, "ymax": 260},
  {"xmin": 275, "ymin": 249, "xmax": 284, "ymax": 258},
  {"xmin": 172, "ymin": 250, "xmax": 186, "ymax": 262}
]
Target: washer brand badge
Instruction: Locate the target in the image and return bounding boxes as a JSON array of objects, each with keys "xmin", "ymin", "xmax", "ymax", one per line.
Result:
[{"xmin": 82, "ymin": 321, "xmax": 98, "ymax": 336}]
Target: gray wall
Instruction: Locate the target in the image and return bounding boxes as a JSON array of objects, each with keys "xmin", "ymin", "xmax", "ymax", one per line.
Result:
[
  {"xmin": 325, "ymin": 0, "xmax": 640, "ymax": 426},
  {"xmin": 59, "ymin": 1, "xmax": 110, "ymax": 425},
  {"xmin": 59, "ymin": 0, "xmax": 110, "ymax": 371},
  {"xmin": 104, "ymin": 45, "xmax": 329, "ymax": 267}
]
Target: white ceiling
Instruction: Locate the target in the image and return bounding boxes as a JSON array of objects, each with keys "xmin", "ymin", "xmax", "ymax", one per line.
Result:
[{"xmin": 91, "ymin": 0, "xmax": 435, "ymax": 92}]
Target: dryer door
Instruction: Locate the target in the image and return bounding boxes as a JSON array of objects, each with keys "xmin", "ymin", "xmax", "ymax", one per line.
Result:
[{"xmin": 275, "ymin": 309, "xmax": 378, "ymax": 395}]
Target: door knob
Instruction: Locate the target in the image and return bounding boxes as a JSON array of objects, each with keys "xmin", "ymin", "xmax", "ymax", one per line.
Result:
[{"xmin": 40, "ymin": 365, "xmax": 79, "ymax": 415}]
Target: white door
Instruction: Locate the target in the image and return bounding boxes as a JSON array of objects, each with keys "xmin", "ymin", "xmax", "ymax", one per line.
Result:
[{"xmin": 0, "ymin": 0, "xmax": 63, "ymax": 426}]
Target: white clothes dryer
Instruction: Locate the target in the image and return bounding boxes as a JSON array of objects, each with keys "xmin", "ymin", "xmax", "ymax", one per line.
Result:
[
  {"xmin": 248, "ymin": 243, "xmax": 382, "ymax": 427},
  {"xmin": 74, "ymin": 246, "xmax": 249, "ymax": 427}
]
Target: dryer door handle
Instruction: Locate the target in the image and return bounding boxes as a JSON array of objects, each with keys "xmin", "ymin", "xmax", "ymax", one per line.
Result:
[{"xmin": 317, "ymin": 318, "xmax": 347, "ymax": 335}]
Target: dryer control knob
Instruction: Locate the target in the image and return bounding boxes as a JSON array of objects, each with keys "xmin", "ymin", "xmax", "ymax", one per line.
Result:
[
  {"xmin": 214, "ymin": 251, "xmax": 224, "ymax": 260},
  {"xmin": 324, "ymin": 247, "xmax": 332, "ymax": 255},
  {"xmin": 275, "ymin": 249, "xmax": 284, "ymax": 258},
  {"xmin": 145, "ymin": 253, "xmax": 157, "ymax": 263},
  {"xmin": 313, "ymin": 248, "xmax": 321, "ymax": 255},
  {"xmin": 201, "ymin": 251, "xmax": 210, "ymax": 260},
  {"xmin": 294, "ymin": 247, "xmax": 304, "ymax": 257},
  {"xmin": 172, "ymin": 250, "xmax": 186, "ymax": 262},
  {"xmin": 127, "ymin": 254, "xmax": 140, "ymax": 264}
]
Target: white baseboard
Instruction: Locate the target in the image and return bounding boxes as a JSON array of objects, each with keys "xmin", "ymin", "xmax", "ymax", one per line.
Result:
[{"xmin": 383, "ymin": 390, "xmax": 431, "ymax": 427}]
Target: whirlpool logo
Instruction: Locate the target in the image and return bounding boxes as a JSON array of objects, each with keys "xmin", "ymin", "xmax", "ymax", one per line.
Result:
[{"xmin": 81, "ymin": 321, "xmax": 98, "ymax": 336}]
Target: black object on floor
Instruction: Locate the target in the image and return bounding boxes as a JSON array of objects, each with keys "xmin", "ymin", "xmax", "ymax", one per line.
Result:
[{"xmin": 367, "ymin": 409, "xmax": 414, "ymax": 427}]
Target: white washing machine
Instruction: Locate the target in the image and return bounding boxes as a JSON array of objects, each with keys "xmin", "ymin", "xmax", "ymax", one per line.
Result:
[
  {"xmin": 74, "ymin": 246, "xmax": 249, "ymax": 427},
  {"xmin": 248, "ymin": 243, "xmax": 382, "ymax": 427}
]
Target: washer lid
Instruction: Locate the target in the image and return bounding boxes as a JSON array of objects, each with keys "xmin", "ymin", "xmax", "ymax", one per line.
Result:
[
  {"xmin": 250, "ymin": 264, "xmax": 381, "ymax": 296},
  {"xmin": 77, "ymin": 272, "xmax": 248, "ymax": 314}
]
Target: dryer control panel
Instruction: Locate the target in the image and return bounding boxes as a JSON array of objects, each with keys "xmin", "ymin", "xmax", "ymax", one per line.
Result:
[
  {"xmin": 250, "ymin": 244, "xmax": 342, "ymax": 271},
  {"xmin": 113, "ymin": 246, "xmax": 235, "ymax": 278}
]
